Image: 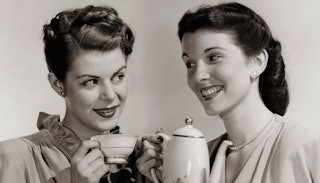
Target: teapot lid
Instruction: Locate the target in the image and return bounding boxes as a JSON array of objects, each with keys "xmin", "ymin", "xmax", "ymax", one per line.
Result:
[{"xmin": 172, "ymin": 117, "xmax": 204, "ymax": 138}]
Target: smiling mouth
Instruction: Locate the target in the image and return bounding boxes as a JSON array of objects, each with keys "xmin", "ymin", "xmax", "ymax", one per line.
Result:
[
  {"xmin": 93, "ymin": 106, "xmax": 118, "ymax": 118},
  {"xmin": 200, "ymin": 86, "xmax": 223, "ymax": 99}
]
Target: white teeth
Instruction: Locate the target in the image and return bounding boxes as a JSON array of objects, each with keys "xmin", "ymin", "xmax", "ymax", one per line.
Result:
[
  {"xmin": 97, "ymin": 109, "xmax": 112, "ymax": 114},
  {"xmin": 201, "ymin": 86, "xmax": 223, "ymax": 97},
  {"xmin": 95, "ymin": 108, "xmax": 116, "ymax": 117}
]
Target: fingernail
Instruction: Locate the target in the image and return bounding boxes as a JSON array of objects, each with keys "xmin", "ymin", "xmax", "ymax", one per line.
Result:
[{"xmin": 157, "ymin": 136, "xmax": 164, "ymax": 143}]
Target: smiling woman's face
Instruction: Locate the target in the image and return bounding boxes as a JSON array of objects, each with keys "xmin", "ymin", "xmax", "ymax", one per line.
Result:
[
  {"xmin": 181, "ymin": 30, "xmax": 253, "ymax": 117},
  {"xmin": 62, "ymin": 48, "xmax": 128, "ymax": 136}
]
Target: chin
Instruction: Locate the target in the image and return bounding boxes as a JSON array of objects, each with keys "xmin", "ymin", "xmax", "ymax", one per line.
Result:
[
  {"xmin": 203, "ymin": 107, "xmax": 216, "ymax": 116},
  {"xmin": 203, "ymin": 103, "xmax": 221, "ymax": 116},
  {"xmin": 205, "ymin": 110, "xmax": 218, "ymax": 116},
  {"xmin": 95, "ymin": 119, "xmax": 118, "ymax": 131},
  {"xmin": 99, "ymin": 124, "xmax": 118, "ymax": 132}
]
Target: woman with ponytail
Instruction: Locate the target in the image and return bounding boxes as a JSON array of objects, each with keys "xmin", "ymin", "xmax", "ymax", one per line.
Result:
[
  {"xmin": 0, "ymin": 5, "xmax": 142, "ymax": 183},
  {"xmin": 137, "ymin": 2, "xmax": 320, "ymax": 183}
]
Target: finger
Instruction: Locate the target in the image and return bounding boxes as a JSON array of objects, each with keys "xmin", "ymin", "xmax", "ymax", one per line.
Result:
[
  {"xmin": 141, "ymin": 139, "xmax": 162, "ymax": 152},
  {"xmin": 136, "ymin": 148, "xmax": 162, "ymax": 178},
  {"xmin": 76, "ymin": 149, "xmax": 104, "ymax": 171},
  {"xmin": 136, "ymin": 148, "xmax": 161, "ymax": 165},
  {"xmin": 80, "ymin": 157, "xmax": 105, "ymax": 174},
  {"xmin": 136, "ymin": 158, "xmax": 162, "ymax": 181},
  {"xmin": 136, "ymin": 140, "xmax": 162, "ymax": 158},
  {"xmin": 141, "ymin": 134, "xmax": 165, "ymax": 144},
  {"xmin": 72, "ymin": 140, "xmax": 100, "ymax": 162},
  {"xmin": 151, "ymin": 168, "xmax": 163, "ymax": 183},
  {"xmin": 135, "ymin": 135, "xmax": 156, "ymax": 157},
  {"xmin": 85, "ymin": 158, "xmax": 109, "ymax": 176},
  {"xmin": 134, "ymin": 135, "xmax": 144, "ymax": 153},
  {"xmin": 156, "ymin": 132, "xmax": 171, "ymax": 141},
  {"xmin": 154, "ymin": 168, "xmax": 163, "ymax": 183},
  {"xmin": 93, "ymin": 164, "xmax": 110, "ymax": 178}
]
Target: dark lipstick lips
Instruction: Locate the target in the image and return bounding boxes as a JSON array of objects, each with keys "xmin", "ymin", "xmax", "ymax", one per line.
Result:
[{"xmin": 93, "ymin": 105, "xmax": 119, "ymax": 118}]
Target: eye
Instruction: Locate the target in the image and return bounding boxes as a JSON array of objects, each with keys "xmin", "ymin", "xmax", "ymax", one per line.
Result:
[
  {"xmin": 207, "ymin": 54, "xmax": 221, "ymax": 62},
  {"xmin": 111, "ymin": 72, "xmax": 126, "ymax": 82},
  {"xmin": 185, "ymin": 61, "xmax": 196, "ymax": 69},
  {"xmin": 81, "ymin": 79, "xmax": 98, "ymax": 88}
]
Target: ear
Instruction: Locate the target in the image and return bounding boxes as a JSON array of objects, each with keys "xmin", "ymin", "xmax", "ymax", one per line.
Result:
[
  {"xmin": 248, "ymin": 49, "xmax": 268, "ymax": 80},
  {"xmin": 48, "ymin": 72, "xmax": 66, "ymax": 97}
]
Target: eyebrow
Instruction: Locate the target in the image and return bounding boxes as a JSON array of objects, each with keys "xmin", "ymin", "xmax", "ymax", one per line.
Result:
[
  {"xmin": 204, "ymin": 47, "xmax": 226, "ymax": 53},
  {"xmin": 182, "ymin": 46, "xmax": 226, "ymax": 58},
  {"xmin": 112, "ymin": 66, "xmax": 127, "ymax": 75},
  {"xmin": 76, "ymin": 74, "xmax": 99, "ymax": 79},
  {"xmin": 76, "ymin": 65, "xmax": 127, "ymax": 79}
]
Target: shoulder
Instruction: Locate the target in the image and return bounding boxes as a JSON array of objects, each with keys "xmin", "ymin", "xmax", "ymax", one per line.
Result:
[
  {"xmin": 0, "ymin": 138, "xmax": 28, "ymax": 152},
  {"xmin": 275, "ymin": 115, "xmax": 320, "ymax": 146},
  {"xmin": 0, "ymin": 137, "xmax": 31, "ymax": 166},
  {"xmin": 273, "ymin": 115, "xmax": 320, "ymax": 180},
  {"xmin": 274, "ymin": 115, "xmax": 320, "ymax": 156},
  {"xmin": 0, "ymin": 130, "xmax": 52, "ymax": 162}
]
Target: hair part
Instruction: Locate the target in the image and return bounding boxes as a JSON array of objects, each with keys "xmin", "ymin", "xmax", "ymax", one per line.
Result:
[{"xmin": 178, "ymin": 2, "xmax": 289, "ymax": 115}]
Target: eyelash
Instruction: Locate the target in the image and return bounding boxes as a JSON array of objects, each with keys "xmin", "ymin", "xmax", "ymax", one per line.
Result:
[
  {"xmin": 111, "ymin": 73, "xmax": 125, "ymax": 82},
  {"xmin": 81, "ymin": 79, "xmax": 98, "ymax": 87},
  {"xmin": 185, "ymin": 62, "xmax": 194, "ymax": 69},
  {"xmin": 80, "ymin": 71, "xmax": 126, "ymax": 88},
  {"xmin": 208, "ymin": 54, "xmax": 221, "ymax": 62}
]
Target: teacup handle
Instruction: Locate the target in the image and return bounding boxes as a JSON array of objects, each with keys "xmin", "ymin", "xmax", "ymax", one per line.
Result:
[
  {"xmin": 90, "ymin": 137, "xmax": 103, "ymax": 153},
  {"xmin": 90, "ymin": 137, "xmax": 100, "ymax": 147}
]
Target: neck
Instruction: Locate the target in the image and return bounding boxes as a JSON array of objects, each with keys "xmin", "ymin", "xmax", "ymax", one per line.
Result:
[
  {"xmin": 62, "ymin": 112, "xmax": 105, "ymax": 141},
  {"xmin": 220, "ymin": 90, "xmax": 273, "ymax": 147}
]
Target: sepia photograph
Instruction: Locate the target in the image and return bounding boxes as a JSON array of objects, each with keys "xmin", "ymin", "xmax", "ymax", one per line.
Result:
[{"xmin": 1, "ymin": 0, "xmax": 320, "ymax": 182}]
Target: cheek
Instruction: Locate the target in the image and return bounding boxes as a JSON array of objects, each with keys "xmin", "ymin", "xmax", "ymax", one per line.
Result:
[
  {"xmin": 221, "ymin": 67, "xmax": 251, "ymax": 95},
  {"xmin": 216, "ymin": 60, "xmax": 248, "ymax": 82},
  {"xmin": 116, "ymin": 81, "xmax": 128, "ymax": 101},
  {"xmin": 69, "ymin": 88, "xmax": 99, "ymax": 107},
  {"xmin": 187, "ymin": 73, "xmax": 196, "ymax": 90}
]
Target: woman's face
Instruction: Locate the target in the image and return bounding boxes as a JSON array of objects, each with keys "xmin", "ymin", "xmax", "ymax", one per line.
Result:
[
  {"xmin": 181, "ymin": 30, "xmax": 253, "ymax": 117},
  {"xmin": 63, "ymin": 48, "xmax": 128, "ymax": 135}
]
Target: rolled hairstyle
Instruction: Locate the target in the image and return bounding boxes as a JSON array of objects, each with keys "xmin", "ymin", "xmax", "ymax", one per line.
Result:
[
  {"xmin": 43, "ymin": 5, "xmax": 135, "ymax": 81},
  {"xmin": 178, "ymin": 2, "xmax": 289, "ymax": 115}
]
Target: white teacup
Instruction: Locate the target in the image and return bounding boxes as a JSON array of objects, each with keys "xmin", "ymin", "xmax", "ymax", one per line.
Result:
[{"xmin": 90, "ymin": 134, "xmax": 138, "ymax": 164}]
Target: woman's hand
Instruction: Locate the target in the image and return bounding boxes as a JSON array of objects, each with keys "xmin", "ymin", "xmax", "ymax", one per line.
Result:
[
  {"xmin": 135, "ymin": 133, "xmax": 170, "ymax": 183},
  {"xmin": 70, "ymin": 140, "xmax": 109, "ymax": 183}
]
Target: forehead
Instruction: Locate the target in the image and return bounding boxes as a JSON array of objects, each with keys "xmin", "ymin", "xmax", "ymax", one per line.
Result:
[
  {"xmin": 181, "ymin": 30, "xmax": 237, "ymax": 56},
  {"xmin": 69, "ymin": 48, "xmax": 126, "ymax": 74}
]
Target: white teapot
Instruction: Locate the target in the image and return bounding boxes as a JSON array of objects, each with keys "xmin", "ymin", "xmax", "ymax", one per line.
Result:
[{"xmin": 157, "ymin": 117, "xmax": 210, "ymax": 183}]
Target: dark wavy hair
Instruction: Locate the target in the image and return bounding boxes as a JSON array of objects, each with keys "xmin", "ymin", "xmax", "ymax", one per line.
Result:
[
  {"xmin": 43, "ymin": 5, "xmax": 135, "ymax": 81},
  {"xmin": 178, "ymin": 2, "xmax": 289, "ymax": 115}
]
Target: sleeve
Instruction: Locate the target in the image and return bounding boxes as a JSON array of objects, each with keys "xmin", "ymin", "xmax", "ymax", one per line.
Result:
[
  {"xmin": 291, "ymin": 134, "xmax": 320, "ymax": 182},
  {"xmin": 0, "ymin": 141, "xmax": 27, "ymax": 183}
]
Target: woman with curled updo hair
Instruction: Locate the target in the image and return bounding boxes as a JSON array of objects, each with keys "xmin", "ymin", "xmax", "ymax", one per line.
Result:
[
  {"xmin": 0, "ymin": 5, "xmax": 143, "ymax": 183},
  {"xmin": 137, "ymin": 2, "xmax": 320, "ymax": 183}
]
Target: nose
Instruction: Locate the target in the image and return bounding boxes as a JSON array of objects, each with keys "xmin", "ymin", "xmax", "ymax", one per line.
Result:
[
  {"xmin": 100, "ymin": 82, "xmax": 117, "ymax": 101},
  {"xmin": 194, "ymin": 61, "xmax": 211, "ymax": 82}
]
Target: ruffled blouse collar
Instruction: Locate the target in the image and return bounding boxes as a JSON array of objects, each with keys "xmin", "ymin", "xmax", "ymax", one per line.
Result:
[{"xmin": 37, "ymin": 112, "xmax": 120, "ymax": 160}]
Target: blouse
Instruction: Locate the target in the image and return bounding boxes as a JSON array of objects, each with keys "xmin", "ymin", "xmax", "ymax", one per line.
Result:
[
  {"xmin": 0, "ymin": 112, "xmax": 138, "ymax": 183},
  {"xmin": 208, "ymin": 114, "xmax": 320, "ymax": 183}
]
